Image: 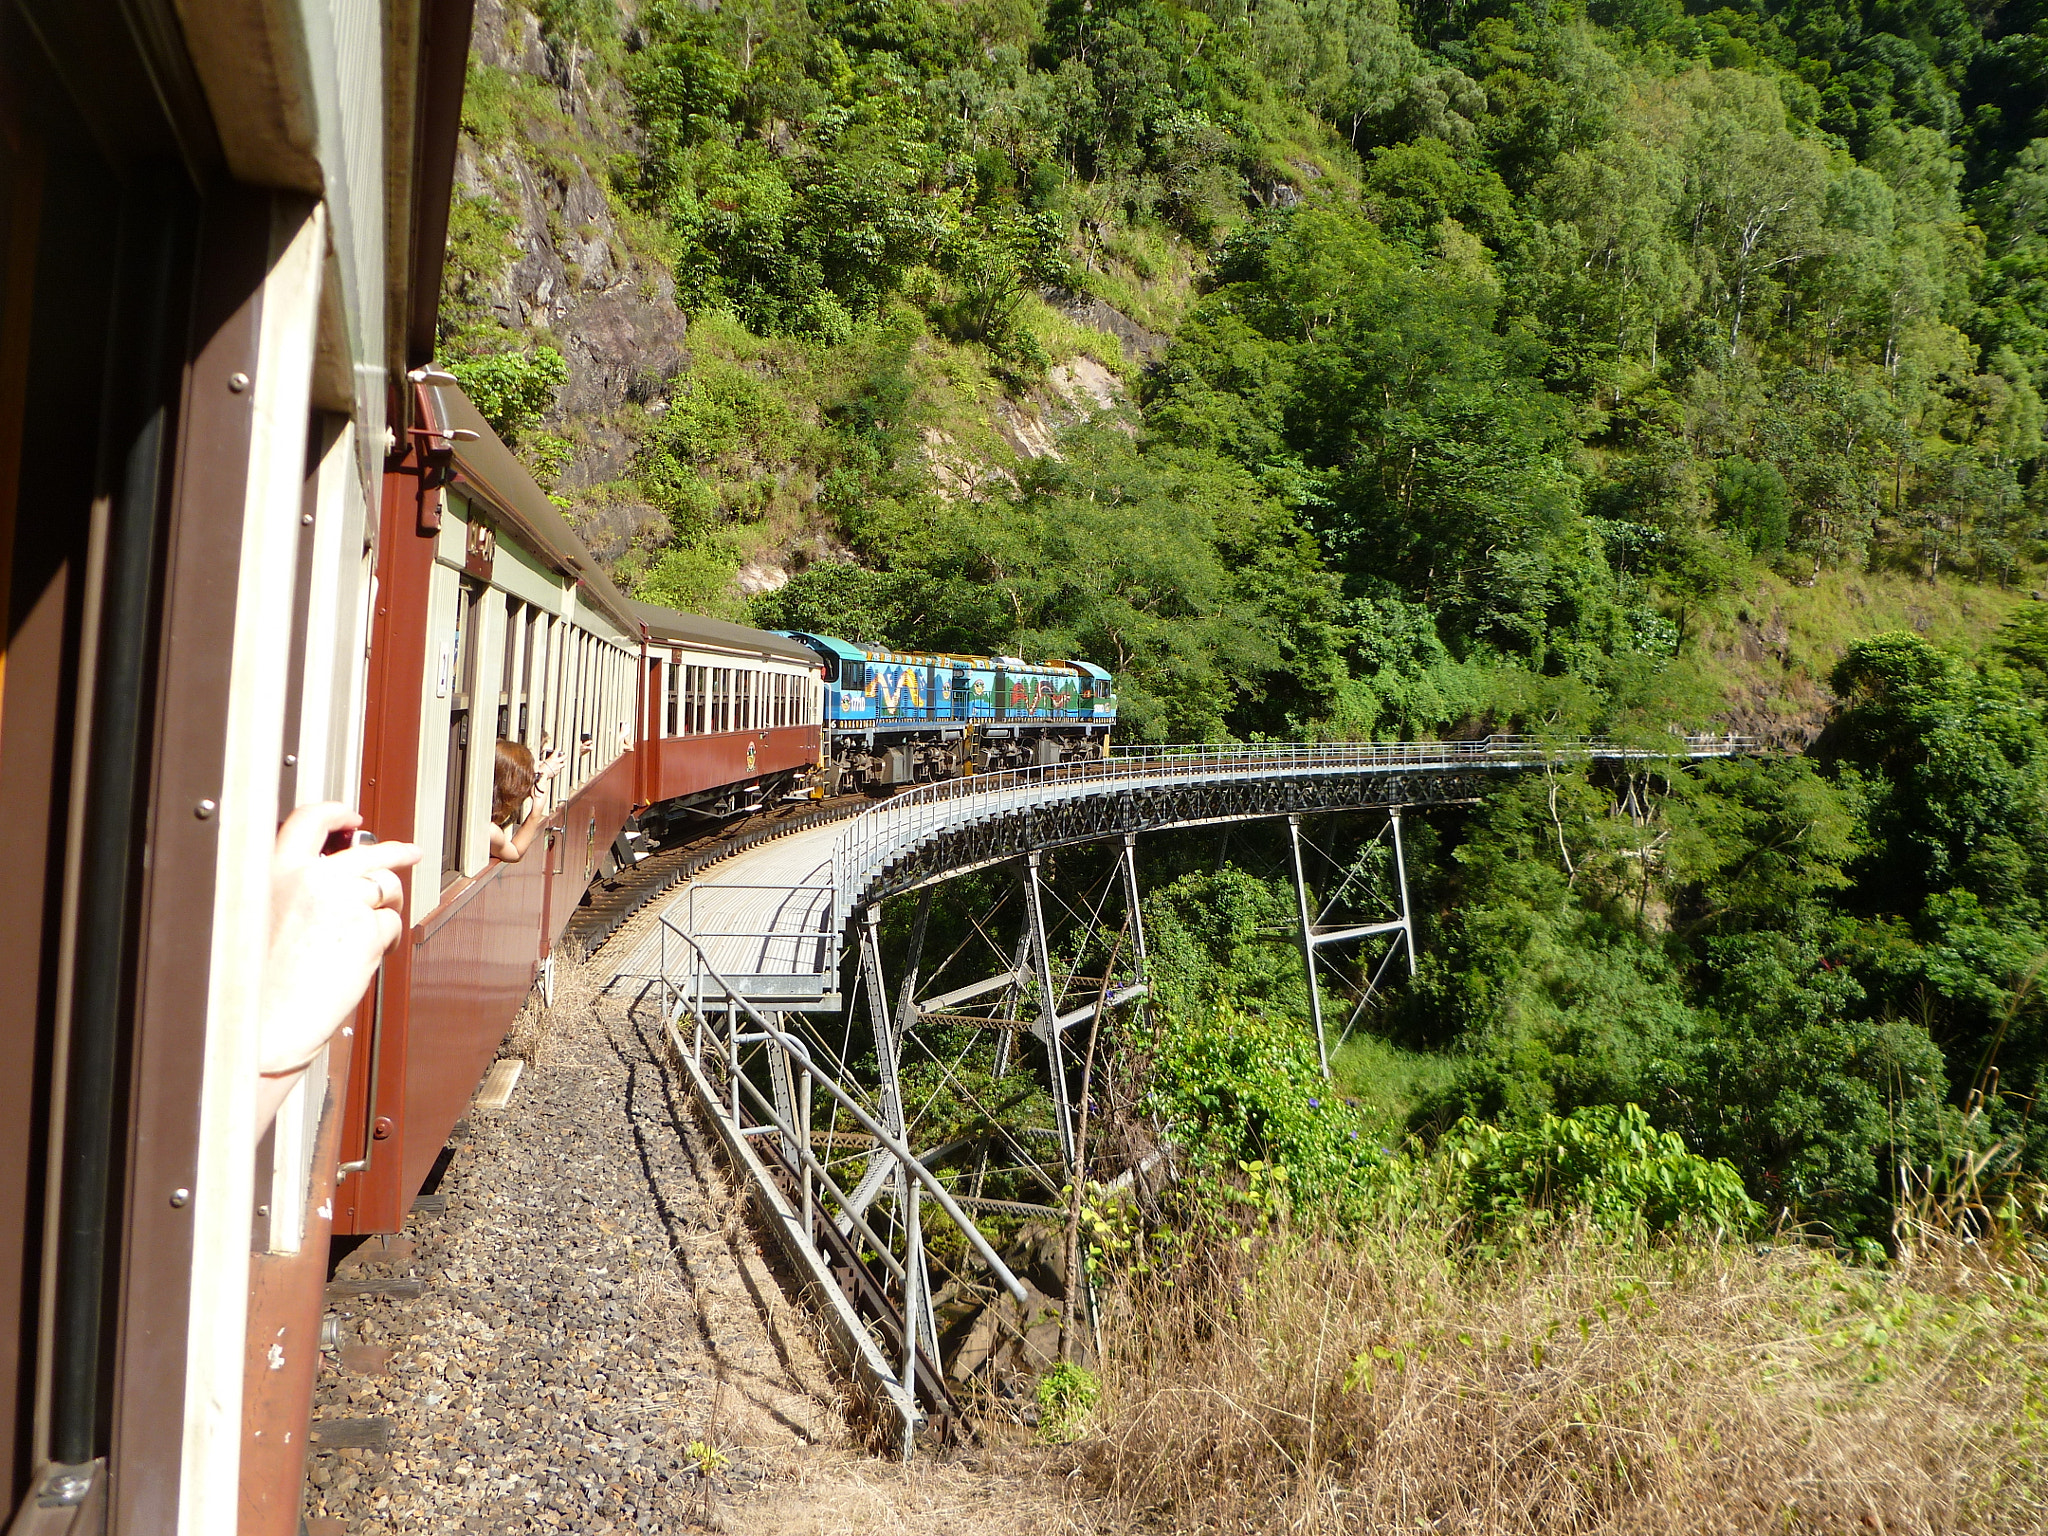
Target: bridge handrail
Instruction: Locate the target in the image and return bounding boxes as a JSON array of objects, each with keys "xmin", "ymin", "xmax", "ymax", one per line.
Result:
[{"xmin": 828, "ymin": 733, "xmax": 1758, "ymax": 912}]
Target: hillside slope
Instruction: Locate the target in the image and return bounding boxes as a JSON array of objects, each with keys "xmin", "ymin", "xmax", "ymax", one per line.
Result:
[
  {"xmin": 439, "ymin": 0, "xmax": 2047, "ymax": 743},
  {"xmin": 442, "ymin": 0, "xmax": 1191, "ymax": 606}
]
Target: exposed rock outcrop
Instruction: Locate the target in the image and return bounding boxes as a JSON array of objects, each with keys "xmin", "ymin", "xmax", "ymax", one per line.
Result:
[
  {"xmin": 1046, "ymin": 290, "xmax": 1169, "ymax": 365},
  {"xmin": 457, "ymin": 0, "xmax": 689, "ymax": 520}
]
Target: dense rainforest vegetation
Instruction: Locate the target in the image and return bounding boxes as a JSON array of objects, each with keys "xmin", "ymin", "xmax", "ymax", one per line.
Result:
[{"xmin": 443, "ymin": 0, "xmax": 2048, "ymax": 1248}]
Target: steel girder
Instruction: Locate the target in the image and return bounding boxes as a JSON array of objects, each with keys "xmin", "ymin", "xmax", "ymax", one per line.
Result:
[{"xmin": 860, "ymin": 766, "xmax": 1499, "ymax": 907}]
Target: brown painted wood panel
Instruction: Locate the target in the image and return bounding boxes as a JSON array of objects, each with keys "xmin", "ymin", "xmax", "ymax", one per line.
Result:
[
  {"xmin": 235, "ymin": 1061, "xmax": 347, "ymax": 1536},
  {"xmin": 539, "ymin": 755, "xmax": 637, "ymax": 959},
  {"xmin": 645, "ymin": 726, "xmax": 819, "ymax": 805},
  {"xmin": 398, "ymin": 855, "xmax": 548, "ymax": 1208},
  {"xmin": 336, "ymin": 753, "xmax": 639, "ymax": 1236}
]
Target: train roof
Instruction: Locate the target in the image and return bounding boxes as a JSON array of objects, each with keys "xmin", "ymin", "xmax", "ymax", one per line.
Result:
[
  {"xmin": 627, "ymin": 601, "xmax": 818, "ymax": 665},
  {"xmin": 421, "ymin": 381, "xmax": 809, "ymax": 664},
  {"xmin": 422, "ymin": 380, "xmax": 640, "ymax": 629}
]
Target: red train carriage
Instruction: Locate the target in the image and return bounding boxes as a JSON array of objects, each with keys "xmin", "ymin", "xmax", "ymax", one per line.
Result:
[
  {"xmin": 631, "ymin": 600, "xmax": 823, "ymax": 835},
  {"xmin": 335, "ymin": 381, "xmax": 824, "ymax": 1241},
  {"xmin": 0, "ymin": 5, "xmax": 830, "ymax": 1529},
  {"xmin": 0, "ymin": 4, "xmax": 479, "ymax": 1532}
]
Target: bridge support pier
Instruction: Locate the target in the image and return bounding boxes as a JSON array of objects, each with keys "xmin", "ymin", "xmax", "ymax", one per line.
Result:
[
  {"xmin": 1289, "ymin": 809, "xmax": 1417, "ymax": 1079},
  {"xmin": 1121, "ymin": 832, "xmax": 1148, "ymax": 1007},
  {"xmin": 1391, "ymin": 807, "xmax": 1417, "ymax": 980},
  {"xmin": 1024, "ymin": 850, "xmax": 1077, "ymax": 1170},
  {"xmin": 1287, "ymin": 815, "xmax": 1332, "ymax": 1078}
]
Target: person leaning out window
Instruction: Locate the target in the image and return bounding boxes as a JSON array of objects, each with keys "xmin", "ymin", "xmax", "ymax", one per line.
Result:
[{"xmin": 490, "ymin": 740, "xmax": 564, "ymax": 863}]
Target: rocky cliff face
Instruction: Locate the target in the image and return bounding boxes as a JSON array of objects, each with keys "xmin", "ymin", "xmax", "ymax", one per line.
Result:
[
  {"xmin": 444, "ymin": 1, "xmax": 1147, "ymax": 600},
  {"xmin": 451, "ymin": 0, "xmax": 684, "ymax": 569}
]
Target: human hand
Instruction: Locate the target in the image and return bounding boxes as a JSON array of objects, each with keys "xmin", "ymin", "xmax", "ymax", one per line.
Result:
[
  {"xmin": 535, "ymin": 748, "xmax": 565, "ymax": 783},
  {"xmin": 259, "ymin": 802, "xmax": 423, "ymax": 1079}
]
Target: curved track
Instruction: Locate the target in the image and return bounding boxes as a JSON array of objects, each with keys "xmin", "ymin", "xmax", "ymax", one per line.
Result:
[{"xmin": 563, "ymin": 794, "xmax": 868, "ymax": 957}]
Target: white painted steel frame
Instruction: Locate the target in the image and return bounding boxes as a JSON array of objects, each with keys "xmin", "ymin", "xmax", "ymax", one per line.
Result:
[
  {"xmin": 184, "ymin": 200, "xmax": 326, "ymax": 1536},
  {"xmin": 831, "ymin": 736, "xmax": 1758, "ymax": 932},
  {"xmin": 658, "ymin": 930, "xmax": 1030, "ymax": 1456}
]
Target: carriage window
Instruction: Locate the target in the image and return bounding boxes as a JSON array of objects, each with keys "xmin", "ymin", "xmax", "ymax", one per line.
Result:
[
  {"xmin": 442, "ymin": 578, "xmax": 483, "ymax": 885},
  {"xmin": 573, "ymin": 634, "xmax": 590, "ymax": 775},
  {"xmin": 666, "ymin": 656, "xmax": 680, "ymax": 736},
  {"xmin": 582, "ymin": 636, "xmax": 595, "ymax": 759},
  {"xmin": 518, "ymin": 607, "xmax": 538, "ymax": 742},
  {"xmin": 497, "ymin": 595, "xmax": 519, "ymax": 740}
]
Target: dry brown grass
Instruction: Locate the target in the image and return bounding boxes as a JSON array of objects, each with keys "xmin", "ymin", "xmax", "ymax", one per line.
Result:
[
  {"xmin": 1061, "ymin": 1224, "xmax": 2048, "ymax": 1535},
  {"xmin": 737, "ymin": 1448, "xmax": 1082, "ymax": 1536}
]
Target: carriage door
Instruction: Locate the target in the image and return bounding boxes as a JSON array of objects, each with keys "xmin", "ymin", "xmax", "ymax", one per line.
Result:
[{"xmin": 952, "ymin": 666, "xmax": 969, "ymax": 719}]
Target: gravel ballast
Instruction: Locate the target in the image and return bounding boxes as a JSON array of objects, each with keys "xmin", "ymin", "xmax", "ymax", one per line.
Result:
[{"xmin": 304, "ymin": 988, "xmax": 843, "ymax": 1534}]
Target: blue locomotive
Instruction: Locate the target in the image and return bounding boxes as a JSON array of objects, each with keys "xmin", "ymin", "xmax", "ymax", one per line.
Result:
[{"xmin": 781, "ymin": 634, "xmax": 1118, "ymax": 791}]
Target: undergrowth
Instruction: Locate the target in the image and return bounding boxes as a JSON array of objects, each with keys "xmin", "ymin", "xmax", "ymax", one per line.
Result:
[{"xmin": 1065, "ymin": 1218, "xmax": 2048, "ymax": 1534}]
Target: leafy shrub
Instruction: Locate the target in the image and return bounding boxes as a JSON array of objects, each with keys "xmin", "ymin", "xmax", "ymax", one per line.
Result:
[
  {"xmin": 447, "ymin": 347, "xmax": 568, "ymax": 445},
  {"xmin": 1146, "ymin": 1001, "xmax": 1382, "ymax": 1218},
  {"xmin": 1034, "ymin": 1361, "xmax": 1101, "ymax": 1442},
  {"xmin": 1439, "ymin": 1103, "xmax": 1759, "ymax": 1238},
  {"xmin": 752, "ymin": 561, "xmax": 916, "ymax": 644},
  {"xmin": 636, "ymin": 541, "xmax": 744, "ymax": 619}
]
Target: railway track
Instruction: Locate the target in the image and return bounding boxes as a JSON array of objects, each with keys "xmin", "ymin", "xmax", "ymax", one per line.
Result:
[{"xmin": 562, "ymin": 793, "xmax": 872, "ymax": 957}]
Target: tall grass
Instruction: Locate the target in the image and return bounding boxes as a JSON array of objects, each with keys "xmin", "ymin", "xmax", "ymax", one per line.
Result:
[
  {"xmin": 1063, "ymin": 1218, "xmax": 2048, "ymax": 1534},
  {"xmin": 1328, "ymin": 1033, "xmax": 1458, "ymax": 1137}
]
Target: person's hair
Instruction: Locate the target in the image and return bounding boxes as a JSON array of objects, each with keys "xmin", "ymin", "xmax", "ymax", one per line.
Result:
[{"xmin": 493, "ymin": 740, "xmax": 536, "ymax": 827}]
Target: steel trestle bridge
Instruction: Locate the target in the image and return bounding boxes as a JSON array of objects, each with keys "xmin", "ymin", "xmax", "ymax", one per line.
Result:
[{"xmin": 604, "ymin": 733, "xmax": 1755, "ymax": 1454}]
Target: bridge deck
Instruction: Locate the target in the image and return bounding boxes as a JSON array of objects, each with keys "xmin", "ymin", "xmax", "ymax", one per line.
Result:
[
  {"xmin": 606, "ymin": 737, "xmax": 1754, "ymax": 1008},
  {"xmin": 607, "ymin": 824, "xmax": 841, "ymax": 1007}
]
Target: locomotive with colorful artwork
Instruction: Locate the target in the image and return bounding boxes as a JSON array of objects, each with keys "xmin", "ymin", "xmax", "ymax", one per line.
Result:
[{"xmin": 782, "ymin": 635, "xmax": 1118, "ymax": 791}]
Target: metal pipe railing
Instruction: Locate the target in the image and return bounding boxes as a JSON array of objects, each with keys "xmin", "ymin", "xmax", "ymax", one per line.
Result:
[
  {"xmin": 826, "ymin": 733, "xmax": 1757, "ymax": 928},
  {"xmin": 660, "ymin": 917, "xmax": 1029, "ymax": 1307}
]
